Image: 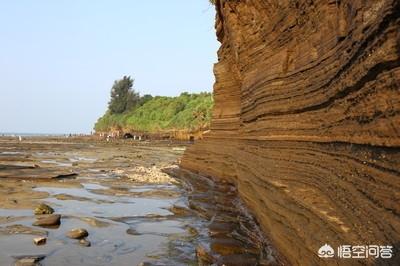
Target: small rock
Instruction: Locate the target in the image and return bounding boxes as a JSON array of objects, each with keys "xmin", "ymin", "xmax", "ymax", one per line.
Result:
[
  {"xmin": 15, "ymin": 258, "xmax": 39, "ymax": 266},
  {"xmin": 34, "ymin": 203, "xmax": 54, "ymax": 215},
  {"xmin": 33, "ymin": 214, "xmax": 61, "ymax": 227},
  {"xmin": 33, "ymin": 237, "xmax": 46, "ymax": 245},
  {"xmin": 210, "ymin": 237, "xmax": 249, "ymax": 255},
  {"xmin": 0, "ymin": 224, "xmax": 47, "ymax": 236},
  {"xmin": 126, "ymin": 228, "xmax": 140, "ymax": 235},
  {"xmin": 13, "ymin": 255, "xmax": 45, "ymax": 266},
  {"xmin": 67, "ymin": 228, "xmax": 88, "ymax": 239},
  {"xmin": 169, "ymin": 205, "xmax": 191, "ymax": 216},
  {"xmin": 79, "ymin": 238, "xmax": 91, "ymax": 247}
]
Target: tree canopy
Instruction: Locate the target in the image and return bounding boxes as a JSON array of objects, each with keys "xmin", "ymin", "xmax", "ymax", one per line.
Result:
[{"xmin": 108, "ymin": 76, "xmax": 139, "ymax": 114}]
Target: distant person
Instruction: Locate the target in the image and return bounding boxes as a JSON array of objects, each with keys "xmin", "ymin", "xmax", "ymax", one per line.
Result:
[{"xmin": 18, "ymin": 136, "xmax": 22, "ymax": 142}]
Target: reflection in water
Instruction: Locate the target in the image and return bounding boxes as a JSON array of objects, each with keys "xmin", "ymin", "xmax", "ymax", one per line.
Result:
[{"xmin": 0, "ymin": 175, "xmax": 208, "ymax": 266}]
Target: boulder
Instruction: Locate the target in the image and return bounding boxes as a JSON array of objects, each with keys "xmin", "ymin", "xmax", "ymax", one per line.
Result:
[
  {"xmin": 33, "ymin": 237, "xmax": 46, "ymax": 245},
  {"xmin": 13, "ymin": 255, "xmax": 45, "ymax": 266},
  {"xmin": 67, "ymin": 228, "xmax": 88, "ymax": 239},
  {"xmin": 79, "ymin": 238, "xmax": 91, "ymax": 247},
  {"xmin": 34, "ymin": 203, "xmax": 54, "ymax": 215},
  {"xmin": 33, "ymin": 214, "xmax": 61, "ymax": 227},
  {"xmin": 126, "ymin": 228, "xmax": 140, "ymax": 236}
]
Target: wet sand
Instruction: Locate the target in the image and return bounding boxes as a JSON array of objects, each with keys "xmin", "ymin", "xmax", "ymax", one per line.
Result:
[{"xmin": 0, "ymin": 137, "xmax": 278, "ymax": 266}]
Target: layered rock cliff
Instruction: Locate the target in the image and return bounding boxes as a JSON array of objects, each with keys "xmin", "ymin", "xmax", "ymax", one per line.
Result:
[{"xmin": 181, "ymin": 0, "xmax": 400, "ymax": 264}]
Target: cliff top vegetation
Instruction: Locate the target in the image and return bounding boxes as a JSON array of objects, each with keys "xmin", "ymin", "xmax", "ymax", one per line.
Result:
[{"xmin": 94, "ymin": 76, "xmax": 213, "ymax": 133}]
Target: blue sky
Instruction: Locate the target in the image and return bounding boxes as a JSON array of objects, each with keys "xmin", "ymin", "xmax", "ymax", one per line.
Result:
[{"xmin": 0, "ymin": 1, "xmax": 219, "ymax": 134}]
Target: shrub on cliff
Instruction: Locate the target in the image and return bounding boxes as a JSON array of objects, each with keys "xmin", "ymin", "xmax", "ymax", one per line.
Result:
[{"xmin": 94, "ymin": 92, "xmax": 213, "ymax": 133}]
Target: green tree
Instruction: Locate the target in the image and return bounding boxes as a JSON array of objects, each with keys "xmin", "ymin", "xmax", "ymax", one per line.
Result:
[
  {"xmin": 138, "ymin": 94, "xmax": 153, "ymax": 106},
  {"xmin": 108, "ymin": 76, "xmax": 139, "ymax": 114}
]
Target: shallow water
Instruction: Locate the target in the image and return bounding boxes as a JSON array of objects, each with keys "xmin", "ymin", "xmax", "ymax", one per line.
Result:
[
  {"xmin": 0, "ymin": 138, "xmax": 277, "ymax": 266},
  {"xmin": 0, "ymin": 175, "xmax": 207, "ymax": 266},
  {"xmin": 0, "ymin": 139, "xmax": 212, "ymax": 266}
]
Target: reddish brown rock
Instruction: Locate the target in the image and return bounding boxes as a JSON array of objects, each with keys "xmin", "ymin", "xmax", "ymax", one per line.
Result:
[
  {"xmin": 78, "ymin": 238, "xmax": 91, "ymax": 247},
  {"xmin": 33, "ymin": 214, "xmax": 61, "ymax": 227},
  {"xmin": 33, "ymin": 237, "xmax": 46, "ymax": 246},
  {"xmin": 0, "ymin": 166, "xmax": 77, "ymax": 180},
  {"xmin": 182, "ymin": 0, "xmax": 400, "ymax": 265},
  {"xmin": 196, "ymin": 244, "xmax": 215, "ymax": 265},
  {"xmin": 34, "ymin": 203, "xmax": 54, "ymax": 215},
  {"xmin": 208, "ymin": 221, "xmax": 237, "ymax": 236},
  {"xmin": 67, "ymin": 228, "xmax": 89, "ymax": 239},
  {"xmin": 168, "ymin": 205, "xmax": 192, "ymax": 217},
  {"xmin": 14, "ymin": 255, "xmax": 45, "ymax": 266},
  {"xmin": 210, "ymin": 237, "xmax": 251, "ymax": 255}
]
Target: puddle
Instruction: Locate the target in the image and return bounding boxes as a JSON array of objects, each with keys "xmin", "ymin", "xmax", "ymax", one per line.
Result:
[
  {"xmin": 41, "ymin": 160, "xmax": 72, "ymax": 167},
  {"xmin": 69, "ymin": 156, "xmax": 96, "ymax": 163},
  {"xmin": 130, "ymin": 184, "xmax": 175, "ymax": 193},
  {"xmin": 0, "ymin": 151, "xmax": 24, "ymax": 155},
  {"xmin": 82, "ymin": 183, "xmax": 109, "ymax": 190},
  {"xmin": 33, "ymin": 187, "xmax": 111, "ymax": 202},
  {"xmin": 1, "ymin": 179, "xmax": 196, "ymax": 265},
  {"xmin": 43, "ymin": 198, "xmax": 174, "ymax": 217},
  {"xmin": 0, "ymin": 209, "xmax": 32, "ymax": 217},
  {"xmin": 132, "ymin": 220, "xmax": 186, "ymax": 235},
  {"xmin": 0, "ymin": 217, "xmax": 169, "ymax": 266},
  {"xmin": 34, "ymin": 186, "xmax": 176, "ymax": 214},
  {"xmin": 5, "ymin": 176, "xmax": 199, "ymax": 266},
  {"xmin": 129, "ymin": 187, "xmax": 154, "ymax": 193}
]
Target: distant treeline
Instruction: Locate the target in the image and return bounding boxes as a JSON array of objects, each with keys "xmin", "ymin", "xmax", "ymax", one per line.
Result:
[{"xmin": 94, "ymin": 76, "xmax": 213, "ymax": 133}]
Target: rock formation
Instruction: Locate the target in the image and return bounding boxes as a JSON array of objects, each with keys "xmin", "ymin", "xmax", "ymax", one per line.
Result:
[{"xmin": 181, "ymin": 0, "xmax": 400, "ymax": 264}]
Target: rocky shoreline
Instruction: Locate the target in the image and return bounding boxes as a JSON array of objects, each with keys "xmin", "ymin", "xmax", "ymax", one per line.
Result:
[
  {"xmin": 0, "ymin": 137, "xmax": 278, "ymax": 265},
  {"xmin": 181, "ymin": 1, "xmax": 400, "ymax": 265}
]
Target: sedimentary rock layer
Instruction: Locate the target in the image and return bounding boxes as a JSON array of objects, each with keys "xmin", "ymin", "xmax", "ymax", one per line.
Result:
[{"xmin": 181, "ymin": 0, "xmax": 400, "ymax": 264}]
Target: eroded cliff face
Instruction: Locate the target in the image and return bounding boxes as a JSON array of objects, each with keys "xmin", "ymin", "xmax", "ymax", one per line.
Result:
[{"xmin": 181, "ymin": 0, "xmax": 400, "ymax": 264}]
